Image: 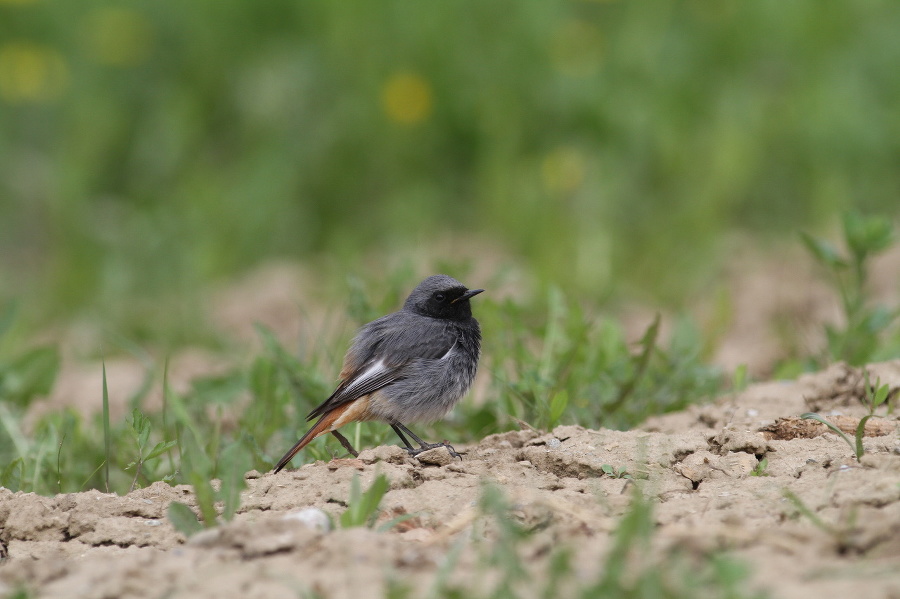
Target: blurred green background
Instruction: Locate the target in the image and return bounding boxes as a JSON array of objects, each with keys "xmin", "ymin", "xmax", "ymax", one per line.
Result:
[
  {"xmin": 3, "ymin": 0, "xmax": 900, "ymax": 495},
  {"xmin": 2, "ymin": 0, "xmax": 900, "ymax": 342}
]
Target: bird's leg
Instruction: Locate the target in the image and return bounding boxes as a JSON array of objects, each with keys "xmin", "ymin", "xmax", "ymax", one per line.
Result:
[
  {"xmin": 391, "ymin": 422, "xmax": 461, "ymax": 459},
  {"xmin": 390, "ymin": 424, "xmax": 416, "ymax": 451},
  {"xmin": 330, "ymin": 430, "xmax": 359, "ymax": 457}
]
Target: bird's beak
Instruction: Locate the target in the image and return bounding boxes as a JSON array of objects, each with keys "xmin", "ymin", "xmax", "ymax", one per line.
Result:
[{"xmin": 452, "ymin": 288, "xmax": 485, "ymax": 304}]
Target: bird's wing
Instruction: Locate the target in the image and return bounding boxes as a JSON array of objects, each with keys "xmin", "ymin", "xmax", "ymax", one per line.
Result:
[{"xmin": 306, "ymin": 314, "xmax": 456, "ymax": 421}]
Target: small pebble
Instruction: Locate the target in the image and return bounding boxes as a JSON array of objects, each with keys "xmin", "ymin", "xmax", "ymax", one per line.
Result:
[
  {"xmin": 415, "ymin": 447, "xmax": 455, "ymax": 466},
  {"xmin": 188, "ymin": 528, "xmax": 222, "ymax": 546},
  {"xmin": 282, "ymin": 507, "xmax": 331, "ymax": 533}
]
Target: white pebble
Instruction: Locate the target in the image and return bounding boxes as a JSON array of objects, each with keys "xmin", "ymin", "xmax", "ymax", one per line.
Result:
[{"xmin": 282, "ymin": 507, "xmax": 331, "ymax": 533}]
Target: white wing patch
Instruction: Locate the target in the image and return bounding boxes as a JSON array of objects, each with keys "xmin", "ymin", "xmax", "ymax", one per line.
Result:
[
  {"xmin": 439, "ymin": 341, "xmax": 457, "ymax": 361},
  {"xmin": 343, "ymin": 359, "xmax": 388, "ymax": 393}
]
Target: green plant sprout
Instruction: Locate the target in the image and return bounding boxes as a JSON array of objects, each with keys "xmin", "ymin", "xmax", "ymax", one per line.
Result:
[
  {"xmin": 749, "ymin": 458, "xmax": 769, "ymax": 477},
  {"xmin": 601, "ymin": 464, "xmax": 632, "ymax": 479},
  {"xmin": 801, "ymin": 212, "xmax": 899, "ymax": 366},
  {"xmin": 102, "ymin": 360, "xmax": 111, "ymax": 493},
  {"xmin": 801, "ymin": 372, "xmax": 892, "ymax": 462},
  {"xmin": 124, "ymin": 409, "xmax": 177, "ymax": 492},
  {"xmin": 486, "ymin": 292, "xmax": 722, "ymax": 436},
  {"xmin": 166, "ymin": 410, "xmax": 252, "ymax": 537},
  {"xmin": 340, "ymin": 473, "xmax": 390, "ymax": 528}
]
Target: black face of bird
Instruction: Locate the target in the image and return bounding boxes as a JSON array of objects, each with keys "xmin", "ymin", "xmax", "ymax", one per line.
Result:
[
  {"xmin": 404, "ymin": 276, "xmax": 484, "ymax": 321},
  {"xmin": 426, "ymin": 286, "xmax": 484, "ymax": 320}
]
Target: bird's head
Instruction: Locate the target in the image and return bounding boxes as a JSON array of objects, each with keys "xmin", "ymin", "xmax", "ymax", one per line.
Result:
[{"xmin": 403, "ymin": 274, "xmax": 484, "ymax": 320}]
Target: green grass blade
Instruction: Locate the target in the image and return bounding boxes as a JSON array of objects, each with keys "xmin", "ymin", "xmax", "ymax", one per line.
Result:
[
  {"xmin": 538, "ymin": 287, "xmax": 565, "ymax": 382},
  {"xmin": 733, "ymin": 364, "xmax": 748, "ymax": 393},
  {"xmin": 102, "ymin": 359, "xmax": 111, "ymax": 493},
  {"xmin": 360, "ymin": 474, "xmax": 390, "ymax": 527},
  {"xmin": 219, "ymin": 441, "xmax": 251, "ymax": 522},
  {"xmin": 782, "ymin": 489, "xmax": 834, "ymax": 534},
  {"xmin": 854, "ymin": 414, "xmax": 873, "ymax": 461},
  {"xmin": 80, "ymin": 460, "xmax": 107, "ymax": 491},
  {"xmin": 548, "ymin": 390, "xmax": 568, "ymax": 429},
  {"xmin": 167, "ymin": 501, "xmax": 203, "ymax": 537},
  {"xmin": 189, "ymin": 471, "xmax": 219, "ymax": 528},
  {"xmin": 800, "ymin": 412, "xmax": 855, "ymax": 454},
  {"xmin": 340, "ymin": 475, "xmax": 363, "ymax": 528},
  {"xmin": 161, "ymin": 356, "xmax": 180, "ymax": 475},
  {"xmin": 608, "ymin": 313, "xmax": 660, "ymax": 414},
  {"xmin": 340, "ymin": 474, "xmax": 389, "ymax": 528}
]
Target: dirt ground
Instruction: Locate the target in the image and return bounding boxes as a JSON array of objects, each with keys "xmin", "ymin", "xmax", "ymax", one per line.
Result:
[
  {"xmin": 4, "ymin": 253, "xmax": 900, "ymax": 599},
  {"xmin": 2, "ymin": 360, "xmax": 900, "ymax": 599}
]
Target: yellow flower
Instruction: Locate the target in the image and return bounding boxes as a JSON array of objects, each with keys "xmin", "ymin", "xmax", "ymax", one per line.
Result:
[
  {"xmin": 381, "ymin": 71, "xmax": 433, "ymax": 125},
  {"xmin": 0, "ymin": 41, "xmax": 68, "ymax": 103}
]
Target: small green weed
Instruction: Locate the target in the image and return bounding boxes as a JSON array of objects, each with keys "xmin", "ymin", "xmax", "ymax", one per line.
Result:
[
  {"xmin": 162, "ymin": 362, "xmax": 254, "ymax": 536},
  {"xmin": 339, "ymin": 473, "xmax": 390, "ymax": 529},
  {"xmin": 166, "ymin": 437, "xmax": 252, "ymax": 536},
  {"xmin": 749, "ymin": 457, "xmax": 769, "ymax": 477},
  {"xmin": 860, "ymin": 371, "xmax": 895, "ymax": 415},
  {"xmin": 801, "ymin": 212, "xmax": 899, "ymax": 366},
  {"xmin": 601, "ymin": 464, "xmax": 632, "ymax": 479},
  {"xmin": 801, "ymin": 371, "xmax": 893, "ymax": 462},
  {"xmin": 124, "ymin": 409, "xmax": 177, "ymax": 491},
  {"xmin": 101, "ymin": 360, "xmax": 111, "ymax": 492},
  {"xmin": 477, "ymin": 289, "xmax": 722, "ymax": 436}
]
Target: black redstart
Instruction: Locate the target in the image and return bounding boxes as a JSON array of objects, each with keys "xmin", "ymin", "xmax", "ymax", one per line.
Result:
[{"xmin": 273, "ymin": 274, "xmax": 483, "ymax": 472}]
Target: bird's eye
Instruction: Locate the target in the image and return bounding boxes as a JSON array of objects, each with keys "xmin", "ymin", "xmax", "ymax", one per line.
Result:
[{"xmin": 435, "ymin": 293, "xmax": 446, "ymax": 302}]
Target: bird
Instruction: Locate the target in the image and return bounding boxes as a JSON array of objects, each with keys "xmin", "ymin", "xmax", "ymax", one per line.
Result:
[{"xmin": 273, "ymin": 274, "xmax": 483, "ymax": 472}]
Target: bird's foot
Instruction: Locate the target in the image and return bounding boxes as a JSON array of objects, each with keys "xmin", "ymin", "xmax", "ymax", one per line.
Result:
[{"xmin": 405, "ymin": 441, "xmax": 462, "ymax": 460}]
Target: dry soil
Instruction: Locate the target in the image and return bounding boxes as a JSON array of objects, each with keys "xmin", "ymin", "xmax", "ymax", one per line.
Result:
[{"xmin": 2, "ymin": 361, "xmax": 900, "ymax": 599}]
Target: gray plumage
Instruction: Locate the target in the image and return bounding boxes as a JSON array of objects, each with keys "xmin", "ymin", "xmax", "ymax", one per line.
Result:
[
  {"xmin": 309, "ymin": 274, "xmax": 481, "ymax": 423},
  {"xmin": 273, "ymin": 274, "xmax": 483, "ymax": 471}
]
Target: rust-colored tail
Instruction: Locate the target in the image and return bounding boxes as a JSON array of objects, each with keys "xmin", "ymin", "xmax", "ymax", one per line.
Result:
[{"xmin": 273, "ymin": 406, "xmax": 347, "ymax": 473}]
